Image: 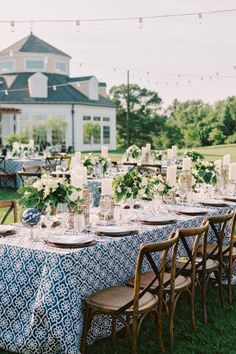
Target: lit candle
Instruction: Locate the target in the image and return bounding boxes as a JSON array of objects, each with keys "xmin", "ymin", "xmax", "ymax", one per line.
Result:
[
  {"xmin": 167, "ymin": 149, "xmax": 174, "ymax": 160},
  {"xmin": 172, "ymin": 146, "xmax": 177, "ymax": 158},
  {"xmin": 229, "ymin": 163, "xmax": 236, "ymax": 181},
  {"xmin": 182, "ymin": 157, "xmax": 192, "ymax": 171},
  {"xmin": 223, "ymin": 154, "xmax": 231, "ymax": 166},
  {"xmin": 74, "ymin": 151, "xmax": 81, "ymax": 164},
  {"xmin": 101, "ymin": 178, "xmax": 113, "ymax": 196},
  {"xmin": 146, "ymin": 143, "xmax": 151, "ymax": 152},
  {"xmin": 101, "ymin": 146, "xmax": 108, "ymax": 158},
  {"xmin": 166, "ymin": 165, "xmax": 177, "ymax": 186},
  {"xmin": 214, "ymin": 160, "xmax": 222, "ymax": 174}
]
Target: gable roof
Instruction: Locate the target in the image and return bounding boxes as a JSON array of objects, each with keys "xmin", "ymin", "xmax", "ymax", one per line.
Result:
[
  {"xmin": 0, "ymin": 73, "xmax": 115, "ymax": 108},
  {"xmin": 0, "ymin": 33, "xmax": 71, "ymax": 58}
]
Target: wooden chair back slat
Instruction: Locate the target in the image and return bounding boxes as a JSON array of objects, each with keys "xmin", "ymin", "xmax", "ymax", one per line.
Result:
[{"xmin": 0, "ymin": 200, "xmax": 17, "ymax": 224}]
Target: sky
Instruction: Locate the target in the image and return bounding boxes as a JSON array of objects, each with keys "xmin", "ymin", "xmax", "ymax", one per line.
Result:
[{"xmin": 0, "ymin": 0, "xmax": 236, "ymax": 106}]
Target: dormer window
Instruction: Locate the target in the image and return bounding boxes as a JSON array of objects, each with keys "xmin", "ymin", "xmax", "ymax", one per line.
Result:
[
  {"xmin": 55, "ymin": 61, "xmax": 66, "ymax": 73},
  {"xmin": 28, "ymin": 72, "xmax": 48, "ymax": 98},
  {"xmin": 25, "ymin": 59, "xmax": 44, "ymax": 71},
  {"xmin": 0, "ymin": 60, "xmax": 14, "ymax": 73}
]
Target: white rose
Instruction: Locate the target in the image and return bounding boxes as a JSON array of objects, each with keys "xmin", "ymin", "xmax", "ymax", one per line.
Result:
[
  {"xmin": 69, "ymin": 190, "xmax": 80, "ymax": 202},
  {"xmin": 141, "ymin": 177, "xmax": 148, "ymax": 186},
  {"xmin": 157, "ymin": 184, "xmax": 165, "ymax": 192},
  {"xmin": 33, "ymin": 180, "xmax": 43, "ymax": 191}
]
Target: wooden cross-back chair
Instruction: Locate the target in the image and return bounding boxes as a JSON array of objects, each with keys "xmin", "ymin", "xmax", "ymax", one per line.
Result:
[
  {"xmin": 46, "ymin": 155, "xmax": 71, "ymax": 171},
  {"xmin": 81, "ymin": 234, "xmax": 179, "ymax": 354},
  {"xmin": 128, "ymin": 221, "xmax": 209, "ymax": 349},
  {"xmin": 18, "ymin": 164, "xmax": 42, "ymax": 186},
  {"xmin": 0, "ymin": 200, "xmax": 17, "ymax": 224},
  {"xmin": 197, "ymin": 210, "xmax": 235, "ymax": 306},
  {"xmin": 0, "ymin": 156, "xmax": 17, "ymax": 189}
]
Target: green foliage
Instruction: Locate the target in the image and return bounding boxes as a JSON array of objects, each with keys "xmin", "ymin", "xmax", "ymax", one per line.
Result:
[
  {"xmin": 46, "ymin": 117, "xmax": 67, "ymax": 145},
  {"xmin": 110, "ymin": 84, "xmax": 236, "ymax": 149},
  {"xmin": 183, "ymin": 149, "xmax": 204, "ymax": 162},
  {"xmin": 6, "ymin": 132, "xmax": 29, "ymax": 145}
]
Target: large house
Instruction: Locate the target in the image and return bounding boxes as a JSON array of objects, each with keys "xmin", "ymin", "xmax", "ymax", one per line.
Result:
[{"xmin": 0, "ymin": 33, "xmax": 116, "ymax": 151}]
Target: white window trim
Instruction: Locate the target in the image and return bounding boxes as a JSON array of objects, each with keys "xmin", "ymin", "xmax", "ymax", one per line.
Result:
[{"xmin": 24, "ymin": 57, "xmax": 45, "ymax": 72}]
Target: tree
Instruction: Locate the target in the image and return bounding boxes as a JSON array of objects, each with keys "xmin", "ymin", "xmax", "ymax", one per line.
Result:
[
  {"xmin": 110, "ymin": 84, "xmax": 164, "ymax": 149},
  {"xmin": 46, "ymin": 117, "xmax": 68, "ymax": 145}
]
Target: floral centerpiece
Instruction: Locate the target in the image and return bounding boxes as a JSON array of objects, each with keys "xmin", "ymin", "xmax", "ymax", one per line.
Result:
[
  {"xmin": 82, "ymin": 153, "xmax": 95, "ymax": 175},
  {"xmin": 190, "ymin": 160, "xmax": 217, "ymax": 186},
  {"xmin": 112, "ymin": 169, "xmax": 172, "ymax": 202},
  {"xmin": 125, "ymin": 145, "xmax": 141, "ymax": 161},
  {"xmin": 18, "ymin": 174, "xmax": 84, "ymax": 214},
  {"xmin": 95, "ymin": 156, "xmax": 111, "ymax": 175},
  {"xmin": 151, "ymin": 150, "xmax": 166, "ymax": 161},
  {"xmin": 183, "ymin": 149, "xmax": 204, "ymax": 162},
  {"xmin": 82, "ymin": 154, "xmax": 111, "ymax": 176}
]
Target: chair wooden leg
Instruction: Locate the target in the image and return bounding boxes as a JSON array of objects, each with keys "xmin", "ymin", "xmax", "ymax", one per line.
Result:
[
  {"xmin": 154, "ymin": 308, "xmax": 164, "ymax": 353},
  {"xmin": 168, "ymin": 298, "xmax": 175, "ymax": 350},
  {"xmin": 187, "ymin": 288, "xmax": 196, "ymax": 332},
  {"xmin": 201, "ymin": 274, "xmax": 208, "ymax": 325},
  {"xmin": 215, "ymin": 270, "xmax": 224, "ymax": 308},
  {"xmin": 131, "ymin": 316, "xmax": 138, "ymax": 354},
  {"xmin": 111, "ymin": 316, "xmax": 116, "ymax": 342},
  {"xmin": 81, "ymin": 306, "xmax": 93, "ymax": 354}
]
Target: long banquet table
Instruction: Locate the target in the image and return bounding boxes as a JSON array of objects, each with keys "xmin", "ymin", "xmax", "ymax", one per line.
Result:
[{"xmin": 0, "ymin": 205, "xmax": 234, "ymax": 354}]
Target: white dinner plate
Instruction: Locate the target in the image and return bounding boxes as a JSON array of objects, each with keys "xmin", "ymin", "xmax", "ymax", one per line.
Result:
[
  {"xmin": 0, "ymin": 225, "xmax": 16, "ymax": 235},
  {"xmin": 46, "ymin": 235, "xmax": 95, "ymax": 246},
  {"xmin": 140, "ymin": 214, "xmax": 177, "ymax": 225},
  {"xmin": 174, "ymin": 206, "xmax": 209, "ymax": 216},
  {"xmin": 222, "ymin": 196, "xmax": 236, "ymax": 203},
  {"xmin": 96, "ymin": 225, "xmax": 136, "ymax": 236},
  {"xmin": 200, "ymin": 199, "xmax": 229, "ymax": 207}
]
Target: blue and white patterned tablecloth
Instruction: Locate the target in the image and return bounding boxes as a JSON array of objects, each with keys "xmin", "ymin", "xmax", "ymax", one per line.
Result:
[
  {"xmin": 1, "ymin": 158, "xmax": 45, "ymax": 189},
  {"xmin": 0, "ymin": 206, "xmax": 234, "ymax": 354},
  {"xmin": 86, "ymin": 179, "xmax": 101, "ymax": 207}
]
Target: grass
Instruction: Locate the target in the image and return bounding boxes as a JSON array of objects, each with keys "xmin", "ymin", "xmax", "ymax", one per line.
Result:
[
  {"xmin": 87, "ymin": 286, "xmax": 236, "ymax": 354},
  {"xmin": 83, "ymin": 144, "xmax": 236, "ymax": 162}
]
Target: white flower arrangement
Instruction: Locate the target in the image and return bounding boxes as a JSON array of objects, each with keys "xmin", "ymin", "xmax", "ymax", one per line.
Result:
[{"xmin": 125, "ymin": 145, "xmax": 141, "ymax": 161}]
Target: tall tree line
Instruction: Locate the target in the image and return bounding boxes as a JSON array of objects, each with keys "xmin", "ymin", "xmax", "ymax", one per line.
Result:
[{"xmin": 110, "ymin": 84, "xmax": 236, "ymax": 149}]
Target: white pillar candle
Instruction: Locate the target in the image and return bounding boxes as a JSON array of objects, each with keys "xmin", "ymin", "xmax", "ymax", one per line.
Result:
[
  {"xmin": 141, "ymin": 147, "xmax": 147, "ymax": 158},
  {"xmin": 70, "ymin": 156, "xmax": 77, "ymax": 169},
  {"xmin": 182, "ymin": 157, "xmax": 192, "ymax": 171},
  {"xmin": 71, "ymin": 174, "xmax": 84, "ymax": 189},
  {"xmin": 13, "ymin": 142, "xmax": 19, "ymax": 150},
  {"xmin": 167, "ymin": 149, "xmax": 174, "ymax": 160},
  {"xmin": 101, "ymin": 146, "xmax": 108, "ymax": 158},
  {"xmin": 223, "ymin": 154, "xmax": 231, "ymax": 166},
  {"xmin": 29, "ymin": 139, "xmax": 34, "ymax": 148},
  {"xmin": 72, "ymin": 165, "xmax": 88, "ymax": 183},
  {"xmin": 229, "ymin": 163, "xmax": 236, "ymax": 181},
  {"xmin": 101, "ymin": 178, "xmax": 113, "ymax": 196},
  {"xmin": 75, "ymin": 151, "xmax": 81, "ymax": 164},
  {"xmin": 146, "ymin": 143, "xmax": 151, "ymax": 152},
  {"xmin": 172, "ymin": 146, "xmax": 177, "ymax": 158},
  {"xmin": 166, "ymin": 165, "xmax": 177, "ymax": 186},
  {"xmin": 214, "ymin": 160, "xmax": 222, "ymax": 174}
]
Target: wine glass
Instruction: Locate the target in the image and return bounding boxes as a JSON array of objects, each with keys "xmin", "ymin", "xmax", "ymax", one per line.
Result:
[{"xmin": 61, "ymin": 160, "xmax": 68, "ymax": 172}]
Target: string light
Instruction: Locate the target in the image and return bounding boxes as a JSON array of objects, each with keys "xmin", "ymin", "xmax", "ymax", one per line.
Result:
[
  {"xmin": 52, "ymin": 85, "xmax": 57, "ymax": 91},
  {"xmin": 198, "ymin": 13, "xmax": 203, "ymax": 24},
  {"xmin": 10, "ymin": 20, "xmax": 15, "ymax": 32},
  {"xmin": 4, "ymin": 90, "xmax": 8, "ymax": 95},
  {"xmin": 76, "ymin": 20, "xmax": 80, "ymax": 32},
  {"xmin": 138, "ymin": 17, "xmax": 143, "ymax": 29}
]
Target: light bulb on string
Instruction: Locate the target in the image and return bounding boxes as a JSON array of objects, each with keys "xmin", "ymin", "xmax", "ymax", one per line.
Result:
[
  {"xmin": 53, "ymin": 85, "xmax": 57, "ymax": 91},
  {"xmin": 233, "ymin": 66, "xmax": 236, "ymax": 70},
  {"xmin": 9, "ymin": 50, "xmax": 13, "ymax": 57},
  {"xmin": 10, "ymin": 21, "xmax": 15, "ymax": 32},
  {"xmin": 198, "ymin": 13, "xmax": 203, "ymax": 24},
  {"xmin": 76, "ymin": 20, "xmax": 80, "ymax": 32},
  {"xmin": 5, "ymin": 90, "xmax": 8, "ymax": 96},
  {"xmin": 44, "ymin": 57, "xmax": 48, "ymax": 65},
  {"xmin": 216, "ymin": 72, "xmax": 219, "ymax": 77},
  {"xmin": 138, "ymin": 17, "xmax": 143, "ymax": 29}
]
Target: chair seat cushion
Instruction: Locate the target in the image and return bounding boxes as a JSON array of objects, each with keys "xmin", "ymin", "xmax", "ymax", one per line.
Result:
[
  {"xmin": 197, "ymin": 244, "xmax": 236, "ymax": 259},
  {"xmin": 175, "ymin": 257, "xmax": 219, "ymax": 272},
  {"xmin": 86, "ymin": 285, "xmax": 158, "ymax": 313},
  {"xmin": 127, "ymin": 271, "xmax": 191, "ymax": 292}
]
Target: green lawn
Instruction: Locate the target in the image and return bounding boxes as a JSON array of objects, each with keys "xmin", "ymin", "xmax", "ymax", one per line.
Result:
[
  {"xmin": 85, "ymin": 144, "xmax": 236, "ymax": 162},
  {"xmin": 87, "ymin": 286, "xmax": 236, "ymax": 354}
]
